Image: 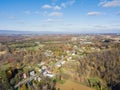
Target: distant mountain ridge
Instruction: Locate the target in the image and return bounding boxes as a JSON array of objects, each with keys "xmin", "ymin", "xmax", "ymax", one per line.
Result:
[
  {"xmin": 0, "ymin": 30, "xmax": 64, "ymax": 35},
  {"xmin": 0, "ymin": 30, "xmax": 120, "ymax": 35}
]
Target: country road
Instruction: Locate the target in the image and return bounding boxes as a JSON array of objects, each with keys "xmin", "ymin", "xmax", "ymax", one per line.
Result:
[{"xmin": 14, "ymin": 74, "xmax": 39, "ymax": 88}]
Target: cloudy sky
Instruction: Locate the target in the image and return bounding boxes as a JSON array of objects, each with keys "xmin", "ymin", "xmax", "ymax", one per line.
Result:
[{"xmin": 0, "ymin": 0, "xmax": 120, "ymax": 33}]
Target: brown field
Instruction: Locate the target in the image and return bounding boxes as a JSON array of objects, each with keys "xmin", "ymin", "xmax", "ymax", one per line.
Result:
[
  {"xmin": 0, "ymin": 51, "xmax": 6, "ymax": 56},
  {"xmin": 56, "ymin": 80, "xmax": 94, "ymax": 90}
]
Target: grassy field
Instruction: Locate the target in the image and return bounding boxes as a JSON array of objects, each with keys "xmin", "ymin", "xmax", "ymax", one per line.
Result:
[{"xmin": 56, "ymin": 80, "xmax": 94, "ymax": 90}]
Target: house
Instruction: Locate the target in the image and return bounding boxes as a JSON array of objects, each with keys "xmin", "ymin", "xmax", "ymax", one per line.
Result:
[
  {"xmin": 19, "ymin": 73, "xmax": 26, "ymax": 80},
  {"xmin": 38, "ymin": 62, "xmax": 45, "ymax": 67},
  {"xmin": 67, "ymin": 57, "xmax": 72, "ymax": 61},
  {"xmin": 61, "ymin": 61, "xmax": 66, "ymax": 64},
  {"xmin": 41, "ymin": 66, "xmax": 47, "ymax": 70},
  {"xmin": 23, "ymin": 73, "xmax": 27, "ymax": 79},
  {"xmin": 42, "ymin": 69, "xmax": 55, "ymax": 78},
  {"xmin": 29, "ymin": 70, "xmax": 36, "ymax": 76},
  {"xmin": 71, "ymin": 37, "xmax": 77, "ymax": 41},
  {"xmin": 35, "ymin": 67, "xmax": 42, "ymax": 73},
  {"xmin": 44, "ymin": 50, "xmax": 53, "ymax": 57},
  {"xmin": 73, "ymin": 45, "xmax": 78, "ymax": 50},
  {"xmin": 38, "ymin": 77, "xmax": 41, "ymax": 82},
  {"xmin": 44, "ymin": 73, "xmax": 55, "ymax": 78},
  {"xmin": 72, "ymin": 52, "xmax": 75, "ymax": 56},
  {"xmin": 34, "ymin": 76, "xmax": 40, "ymax": 81},
  {"xmin": 55, "ymin": 60, "xmax": 66, "ymax": 67}
]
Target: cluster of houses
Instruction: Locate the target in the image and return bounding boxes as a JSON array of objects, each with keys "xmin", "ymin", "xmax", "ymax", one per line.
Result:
[
  {"xmin": 19, "ymin": 63, "xmax": 56, "ymax": 82},
  {"xmin": 14, "ymin": 62, "xmax": 57, "ymax": 89}
]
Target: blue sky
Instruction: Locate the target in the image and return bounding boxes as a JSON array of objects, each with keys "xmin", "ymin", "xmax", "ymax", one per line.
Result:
[{"xmin": 0, "ymin": 0, "xmax": 120, "ymax": 33}]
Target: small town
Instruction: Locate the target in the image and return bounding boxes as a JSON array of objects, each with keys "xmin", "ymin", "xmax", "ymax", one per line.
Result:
[{"xmin": 0, "ymin": 34, "xmax": 120, "ymax": 90}]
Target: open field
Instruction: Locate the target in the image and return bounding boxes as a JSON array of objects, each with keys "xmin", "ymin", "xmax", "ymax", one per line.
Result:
[{"xmin": 56, "ymin": 80, "xmax": 94, "ymax": 90}]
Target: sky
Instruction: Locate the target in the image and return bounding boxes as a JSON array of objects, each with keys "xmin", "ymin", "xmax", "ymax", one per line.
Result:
[{"xmin": 0, "ymin": 0, "xmax": 120, "ymax": 33}]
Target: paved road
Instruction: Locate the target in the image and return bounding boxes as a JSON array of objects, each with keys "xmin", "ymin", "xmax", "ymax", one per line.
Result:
[{"xmin": 14, "ymin": 74, "xmax": 39, "ymax": 89}]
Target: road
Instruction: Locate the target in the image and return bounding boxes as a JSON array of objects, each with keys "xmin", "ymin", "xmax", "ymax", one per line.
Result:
[{"xmin": 14, "ymin": 74, "xmax": 39, "ymax": 89}]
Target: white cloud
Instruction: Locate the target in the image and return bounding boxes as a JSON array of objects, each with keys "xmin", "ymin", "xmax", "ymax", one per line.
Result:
[
  {"xmin": 94, "ymin": 25, "xmax": 107, "ymax": 28},
  {"xmin": 52, "ymin": 0, "xmax": 58, "ymax": 5},
  {"xmin": 16, "ymin": 20, "xmax": 25, "ymax": 24},
  {"xmin": 45, "ymin": 18, "xmax": 63, "ymax": 22},
  {"xmin": 99, "ymin": 0, "xmax": 120, "ymax": 7},
  {"xmin": 24, "ymin": 10, "xmax": 41, "ymax": 15},
  {"xmin": 61, "ymin": 3, "xmax": 66, "ymax": 8},
  {"xmin": 34, "ymin": 11, "xmax": 40, "ymax": 14},
  {"xmin": 45, "ymin": 19, "xmax": 54, "ymax": 22},
  {"xmin": 24, "ymin": 10, "xmax": 31, "ymax": 15},
  {"xmin": 42, "ymin": 4, "xmax": 52, "ymax": 9},
  {"xmin": 54, "ymin": 5, "xmax": 61, "ymax": 10},
  {"xmin": 69, "ymin": 0, "xmax": 76, "ymax": 5},
  {"xmin": 42, "ymin": 4, "xmax": 62, "ymax": 10},
  {"xmin": 8, "ymin": 16, "xmax": 16, "ymax": 19},
  {"xmin": 117, "ymin": 11, "xmax": 120, "ymax": 15},
  {"xmin": 87, "ymin": 11, "xmax": 103, "ymax": 16},
  {"xmin": 42, "ymin": 11, "xmax": 48, "ymax": 16},
  {"xmin": 49, "ymin": 12, "xmax": 63, "ymax": 17},
  {"xmin": 61, "ymin": 0, "xmax": 76, "ymax": 8}
]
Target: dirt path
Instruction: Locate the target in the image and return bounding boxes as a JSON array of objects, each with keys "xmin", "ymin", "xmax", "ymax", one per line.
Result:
[{"xmin": 56, "ymin": 80, "xmax": 94, "ymax": 90}]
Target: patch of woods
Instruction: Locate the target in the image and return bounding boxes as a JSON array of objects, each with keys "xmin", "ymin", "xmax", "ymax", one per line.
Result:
[
  {"xmin": 0, "ymin": 43, "xmax": 60, "ymax": 90},
  {"xmin": 78, "ymin": 48, "xmax": 120, "ymax": 90}
]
